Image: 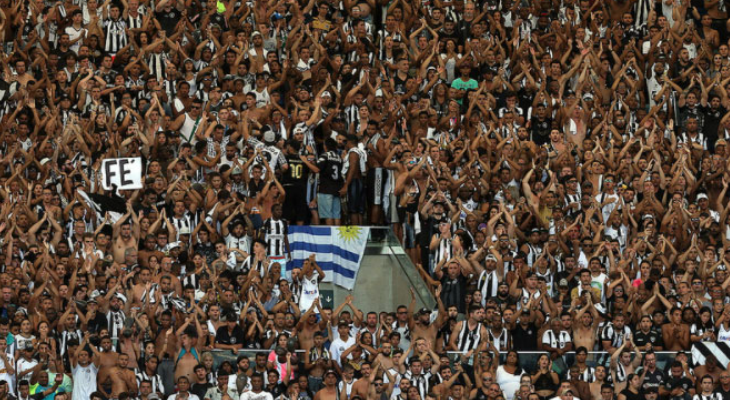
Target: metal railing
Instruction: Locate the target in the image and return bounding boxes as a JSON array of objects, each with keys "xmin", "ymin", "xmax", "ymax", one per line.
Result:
[{"xmin": 204, "ymin": 349, "xmax": 683, "ymax": 373}]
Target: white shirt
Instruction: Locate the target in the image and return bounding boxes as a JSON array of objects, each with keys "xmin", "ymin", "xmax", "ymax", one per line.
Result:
[
  {"xmin": 16, "ymin": 358, "xmax": 38, "ymax": 384},
  {"xmin": 168, "ymin": 394, "xmax": 200, "ymax": 400},
  {"xmin": 72, "ymin": 363, "xmax": 99, "ymax": 400},
  {"xmin": 0, "ymin": 352, "xmax": 14, "ymax": 394},
  {"xmin": 329, "ymin": 335, "xmax": 356, "ymax": 367},
  {"xmin": 541, "ymin": 329, "xmax": 571, "ymax": 349},
  {"xmin": 299, "ymin": 271, "xmax": 320, "ymax": 312},
  {"xmin": 64, "ymin": 26, "xmax": 86, "ymax": 53},
  {"xmin": 240, "ymin": 390, "xmax": 274, "ymax": 400},
  {"xmin": 227, "ymin": 373, "xmax": 253, "ymax": 398}
]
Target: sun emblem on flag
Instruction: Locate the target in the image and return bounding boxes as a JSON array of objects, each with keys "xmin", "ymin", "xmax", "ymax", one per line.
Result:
[{"xmin": 337, "ymin": 226, "xmax": 362, "ymax": 243}]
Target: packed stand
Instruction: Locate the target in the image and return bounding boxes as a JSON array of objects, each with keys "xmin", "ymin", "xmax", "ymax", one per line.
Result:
[{"xmin": 1, "ymin": 0, "xmax": 730, "ymax": 398}]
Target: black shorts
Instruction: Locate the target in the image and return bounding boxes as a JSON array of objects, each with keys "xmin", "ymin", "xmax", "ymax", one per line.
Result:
[
  {"xmin": 347, "ymin": 178, "xmax": 366, "ymax": 214},
  {"xmin": 283, "ymin": 185, "xmax": 309, "ymax": 222}
]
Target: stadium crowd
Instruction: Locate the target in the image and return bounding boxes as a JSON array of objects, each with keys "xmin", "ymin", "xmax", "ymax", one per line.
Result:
[{"xmin": 1, "ymin": 0, "xmax": 730, "ymax": 398}]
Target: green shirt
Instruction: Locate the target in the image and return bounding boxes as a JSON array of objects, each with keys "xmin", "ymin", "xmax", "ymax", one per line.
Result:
[
  {"xmin": 451, "ymin": 77, "xmax": 478, "ymax": 91},
  {"xmin": 450, "ymin": 78, "xmax": 478, "ymax": 104}
]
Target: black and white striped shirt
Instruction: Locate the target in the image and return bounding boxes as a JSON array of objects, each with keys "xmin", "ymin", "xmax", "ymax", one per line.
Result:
[
  {"xmin": 579, "ymin": 366, "xmax": 596, "ymax": 383},
  {"xmin": 541, "ymin": 329, "xmax": 571, "ymax": 350},
  {"xmin": 147, "ymin": 52, "xmax": 169, "ymax": 81},
  {"xmin": 455, "ymin": 322, "xmax": 482, "ymax": 352},
  {"xmin": 525, "ymin": 243, "xmax": 542, "ymax": 267},
  {"xmin": 135, "ymin": 369, "xmax": 165, "ymax": 394},
  {"xmin": 241, "ymin": 255, "xmax": 267, "ymax": 277},
  {"xmin": 107, "ymin": 309, "xmax": 126, "ymax": 341},
  {"xmin": 126, "ymin": 11, "xmax": 143, "ymax": 29},
  {"xmin": 170, "ymin": 214, "xmax": 193, "ymax": 238},
  {"xmin": 433, "ymin": 238, "xmax": 452, "ymax": 266},
  {"xmin": 693, "ymin": 394, "xmax": 723, "ymax": 400},
  {"xmin": 488, "ymin": 327, "xmax": 510, "ymax": 353},
  {"xmin": 262, "ymin": 218, "xmax": 288, "ymax": 258},
  {"xmin": 103, "ymin": 18, "xmax": 128, "ymax": 54},
  {"xmin": 404, "ymin": 371, "xmax": 429, "ymax": 400},
  {"xmin": 601, "ymin": 323, "xmax": 632, "ymax": 349},
  {"xmin": 60, "ymin": 329, "xmax": 83, "ymax": 356},
  {"xmin": 477, "ymin": 270, "xmax": 499, "ymax": 301}
]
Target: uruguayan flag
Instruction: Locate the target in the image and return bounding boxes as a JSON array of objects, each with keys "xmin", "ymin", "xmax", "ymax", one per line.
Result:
[{"xmin": 288, "ymin": 226, "xmax": 370, "ymax": 290}]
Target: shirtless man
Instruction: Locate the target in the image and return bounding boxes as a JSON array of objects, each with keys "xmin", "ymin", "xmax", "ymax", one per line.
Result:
[
  {"xmin": 662, "ymin": 307, "xmax": 690, "ymax": 351},
  {"xmin": 96, "ymin": 336, "xmax": 121, "ymax": 397},
  {"xmin": 12, "ymin": 60, "xmax": 34, "ymax": 87},
  {"xmin": 98, "ymin": 336, "xmax": 120, "ymax": 373},
  {"xmin": 693, "ymin": 354, "xmax": 721, "ymax": 385},
  {"xmin": 154, "ymin": 312, "xmax": 179, "ymax": 356},
  {"xmin": 113, "ymin": 204, "xmax": 140, "ymax": 263},
  {"xmin": 39, "ymin": 187, "xmax": 62, "ymax": 220},
  {"xmin": 174, "ymin": 316, "xmax": 206, "ymax": 381},
  {"xmin": 373, "ymin": 341, "xmax": 397, "ymax": 373},
  {"xmin": 132, "ymin": 268, "xmax": 154, "ymax": 305},
  {"xmin": 572, "ymin": 300, "xmax": 600, "ymax": 350},
  {"xmin": 98, "ymin": 353, "xmax": 137, "ymax": 398},
  {"xmin": 410, "ymin": 286, "xmax": 446, "ymax": 348},
  {"xmin": 314, "ymin": 370, "xmax": 339, "ymax": 400},
  {"xmin": 154, "ymin": 259, "xmax": 183, "ymax": 296},
  {"xmin": 304, "ymin": 331, "xmax": 333, "ymax": 391},
  {"xmin": 138, "ymin": 235, "xmax": 164, "ymax": 268},
  {"xmin": 589, "ymin": 366, "xmax": 608, "ymax": 400},
  {"xmin": 366, "ymin": 365, "xmax": 395, "ymax": 400},
  {"xmin": 433, "ymin": 365, "xmax": 465, "ymax": 399},
  {"xmin": 351, "ymin": 362, "xmax": 373, "ymax": 399},
  {"xmin": 609, "ymin": 338, "xmax": 642, "ymax": 394}
]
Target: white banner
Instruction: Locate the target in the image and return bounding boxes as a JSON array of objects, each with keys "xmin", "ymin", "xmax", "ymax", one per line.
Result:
[{"xmin": 101, "ymin": 158, "xmax": 143, "ymax": 191}]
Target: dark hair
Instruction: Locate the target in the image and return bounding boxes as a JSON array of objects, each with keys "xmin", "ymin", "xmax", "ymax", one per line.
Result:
[{"xmin": 324, "ymin": 138, "xmax": 338, "ymax": 151}]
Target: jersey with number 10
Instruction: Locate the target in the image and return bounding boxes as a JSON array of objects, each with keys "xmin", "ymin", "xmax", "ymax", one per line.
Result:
[{"xmin": 282, "ymin": 155, "xmax": 310, "ymax": 187}]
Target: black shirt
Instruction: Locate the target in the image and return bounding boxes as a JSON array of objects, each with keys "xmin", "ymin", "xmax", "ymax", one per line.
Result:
[
  {"xmin": 266, "ymin": 383, "xmax": 287, "ymax": 398},
  {"xmin": 87, "ymin": 313, "xmax": 109, "ymax": 334},
  {"xmin": 636, "ymin": 367, "xmax": 665, "ymax": 392},
  {"xmin": 662, "ymin": 376, "xmax": 693, "ymax": 400},
  {"xmin": 473, "ymin": 388, "xmax": 489, "ymax": 400},
  {"xmin": 530, "ymin": 115, "xmax": 553, "ymax": 146},
  {"xmin": 703, "ymin": 105, "xmax": 727, "ymax": 151},
  {"xmin": 715, "ymin": 387, "xmax": 730, "ymax": 400},
  {"xmin": 619, "ymin": 389, "xmax": 643, "ymax": 400},
  {"xmin": 633, "ymin": 329, "xmax": 663, "ymax": 350},
  {"xmin": 511, "ymin": 322, "xmax": 539, "ymax": 351},
  {"xmin": 439, "ymin": 274, "xmax": 467, "ymax": 314},
  {"xmin": 155, "ymin": 8, "xmax": 182, "ymax": 35},
  {"xmin": 316, "ymin": 151, "xmax": 343, "ymax": 195},
  {"xmin": 215, "ymin": 325, "xmax": 246, "ymax": 346},
  {"xmin": 282, "ymin": 155, "xmax": 310, "ymax": 187},
  {"xmin": 191, "ymin": 382, "xmax": 214, "ymax": 399}
]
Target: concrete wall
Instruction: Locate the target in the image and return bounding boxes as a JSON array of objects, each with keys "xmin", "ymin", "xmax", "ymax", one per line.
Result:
[{"xmin": 319, "ymin": 239, "xmax": 435, "ymax": 315}]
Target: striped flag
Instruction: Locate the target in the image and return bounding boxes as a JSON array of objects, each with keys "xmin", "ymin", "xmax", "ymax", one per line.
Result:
[
  {"xmin": 691, "ymin": 342, "xmax": 730, "ymax": 368},
  {"xmin": 287, "ymin": 226, "xmax": 370, "ymax": 290},
  {"xmin": 77, "ymin": 189, "xmax": 127, "ymax": 224}
]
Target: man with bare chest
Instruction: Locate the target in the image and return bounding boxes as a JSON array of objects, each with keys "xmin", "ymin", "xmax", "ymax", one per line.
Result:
[
  {"xmin": 98, "ymin": 353, "xmax": 137, "ymax": 398},
  {"xmin": 113, "ymin": 205, "xmax": 140, "ymax": 263},
  {"xmin": 314, "ymin": 370, "xmax": 339, "ymax": 400},
  {"xmin": 297, "ymin": 299, "xmax": 326, "ymax": 352},
  {"xmin": 410, "ymin": 286, "xmax": 446, "ymax": 348},
  {"xmin": 304, "ymin": 332, "xmax": 333, "ymax": 393},
  {"xmin": 96, "ymin": 336, "xmax": 120, "ymax": 397},
  {"xmin": 175, "ymin": 332, "xmax": 202, "ymax": 382},
  {"xmin": 351, "ymin": 362, "xmax": 373, "ymax": 399}
]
